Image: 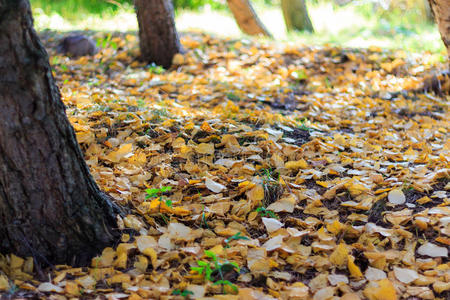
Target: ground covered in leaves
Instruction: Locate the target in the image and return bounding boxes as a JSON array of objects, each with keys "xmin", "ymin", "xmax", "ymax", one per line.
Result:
[{"xmin": 0, "ymin": 31, "xmax": 449, "ymax": 299}]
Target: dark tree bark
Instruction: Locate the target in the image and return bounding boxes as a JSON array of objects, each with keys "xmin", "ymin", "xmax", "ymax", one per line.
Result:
[
  {"xmin": 134, "ymin": 0, "xmax": 182, "ymax": 69},
  {"xmin": 0, "ymin": 0, "xmax": 120, "ymax": 267},
  {"xmin": 281, "ymin": 0, "xmax": 314, "ymax": 33}
]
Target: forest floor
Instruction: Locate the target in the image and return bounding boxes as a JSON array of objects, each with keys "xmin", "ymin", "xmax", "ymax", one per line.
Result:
[{"xmin": 0, "ymin": 30, "xmax": 449, "ymax": 299}]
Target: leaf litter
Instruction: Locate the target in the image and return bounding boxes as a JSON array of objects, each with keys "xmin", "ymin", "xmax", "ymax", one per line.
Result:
[{"xmin": 0, "ymin": 31, "xmax": 449, "ymax": 299}]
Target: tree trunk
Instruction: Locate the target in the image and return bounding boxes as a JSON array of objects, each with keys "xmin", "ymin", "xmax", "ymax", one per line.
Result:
[
  {"xmin": 423, "ymin": 0, "xmax": 434, "ymax": 22},
  {"xmin": 428, "ymin": 0, "xmax": 450, "ymax": 67},
  {"xmin": 227, "ymin": 0, "xmax": 272, "ymax": 37},
  {"xmin": 0, "ymin": 0, "xmax": 120, "ymax": 267},
  {"xmin": 281, "ymin": 0, "xmax": 314, "ymax": 33},
  {"xmin": 134, "ymin": 0, "xmax": 182, "ymax": 69}
]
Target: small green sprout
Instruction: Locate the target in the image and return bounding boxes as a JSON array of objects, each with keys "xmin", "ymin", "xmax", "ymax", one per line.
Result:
[
  {"xmin": 145, "ymin": 186, "xmax": 172, "ymax": 199},
  {"xmin": 148, "ymin": 62, "xmax": 165, "ymax": 74},
  {"xmin": 172, "ymin": 289, "xmax": 194, "ymax": 298},
  {"xmin": 224, "ymin": 232, "xmax": 250, "ymax": 248},
  {"xmin": 226, "ymin": 92, "xmax": 240, "ymax": 101},
  {"xmin": 190, "ymin": 250, "xmax": 240, "ymax": 294},
  {"xmin": 255, "ymin": 206, "xmax": 278, "ymax": 219},
  {"xmin": 145, "ymin": 186, "xmax": 172, "ymax": 224}
]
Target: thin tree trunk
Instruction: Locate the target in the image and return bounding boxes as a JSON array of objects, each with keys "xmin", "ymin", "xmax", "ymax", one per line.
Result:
[
  {"xmin": 135, "ymin": 0, "xmax": 182, "ymax": 69},
  {"xmin": 227, "ymin": 0, "xmax": 272, "ymax": 37},
  {"xmin": 281, "ymin": 0, "xmax": 314, "ymax": 33},
  {"xmin": 423, "ymin": 0, "xmax": 434, "ymax": 22},
  {"xmin": 0, "ymin": 0, "xmax": 120, "ymax": 267},
  {"xmin": 428, "ymin": 0, "xmax": 450, "ymax": 67}
]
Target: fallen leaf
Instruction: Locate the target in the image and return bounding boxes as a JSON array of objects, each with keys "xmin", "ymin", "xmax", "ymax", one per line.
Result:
[
  {"xmin": 394, "ymin": 267, "xmax": 419, "ymax": 284},
  {"xmin": 205, "ymin": 177, "xmax": 226, "ymax": 193},
  {"xmin": 388, "ymin": 189, "xmax": 406, "ymax": 205},
  {"xmin": 262, "ymin": 217, "xmax": 283, "ymax": 233},
  {"xmin": 417, "ymin": 242, "xmax": 448, "ymax": 257}
]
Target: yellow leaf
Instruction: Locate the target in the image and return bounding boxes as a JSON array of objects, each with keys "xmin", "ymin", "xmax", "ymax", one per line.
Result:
[
  {"xmin": 172, "ymin": 137, "xmax": 186, "ymax": 148},
  {"xmin": 105, "ymin": 143, "xmax": 133, "ymax": 163},
  {"xmin": 184, "ymin": 122, "xmax": 195, "ymax": 130},
  {"xmin": 172, "ymin": 53, "xmax": 185, "ymax": 65},
  {"xmin": 215, "ymin": 227, "xmax": 240, "ymax": 237},
  {"xmin": 317, "ymin": 227, "xmax": 333, "ymax": 241},
  {"xmin": 196, "ymin": 143, "xmax": 215, "ymax": 155},
  {"xmin": 329, "ymin": 244, "xmax": 348, "ymax": 267},
  {"xmin": 134, "ymin": 255, "xmax": 148, "ymax": 273},
  {"xmin": 160, "ymin": 84, "xmax": 176, "ymax": 93},
  {"xmin": 316, "ymin": 181, "xmax": 331, "ymax": 188},
  {"xmin": 143, "ymin": 247, "xmax": 158, "ymax": 269},
  {"xmin": 129, "ymin": 294, "xmax": 143, "ymax": 300},
  {"xmin": 248, "ymin": 259, "xmax": 272, "ymax": 274},
  {"xmin": 121, "ymin": 234, "xmax": 130, "ymax": 243},
  {"xmin": 341, "ymin": 157, "xmax": 353, "ymax": 165},
  {"xmin": 107, "ymin": 273, "xmax": 131, "ymax": 285},
  {"xmin": 416, "ymin": 196, "xmax": 431, "ymax": 204},
  {"xmin": 363, "ymin": 279, "xmax": 397, "ymax": 300},
  {"xmin": 93, "ymin": 247, "xmax": 115, "ymax": 267},
  {"xmin": 23, "ymin": 257, "xmax": 33, "ymax": 274},
  {"xmin": 114, "ymin": 252, "xmax": 127, "ymax": 269},
  {"xmin": 90, "ymin": 267, "xmax": 114, "ymax": 281},
  {"xmin": 285, "ymin": 159, "xmax": 308, "ymax": 170},
  {"xmin": 201, "ymin": 121, "xmax": 214, "ymax": 133},
  {"xmin": 123, "ymin": 214, "xmax": 143, "ymax": 231},
  {"xmin": 348, "ymin": 255, "xmax": 363, "ymax": 278},
  {"xmin": 333, "ymin": 133, "xmax": 346, "ymax": 145},
  {"xmin": 171, "ymin": 206, "xmax": 192, "ymax": 216},
  {"xmin": 128, "ymin": 151, "xmax": 147, "ymax": 166},
  {"xmin": 0, "ymin": 275, "xmax": 9, "ymax": 291},
  {"xmin": 346, "ymin": 182, "xmax": 368, "ymax": 196},
  {"xmin": 246, "ymin": 185, "xmax": 264, "ymax": 204},
  {"xmin": 208, "ymin": 245, "xmax": 224, "ymax": 256},
  {"xmin": 65, "ymin": 281, "xmax": 80, "ymax": 296},
  {"xmin": 10, "ymin": 254, "xmax": 24, "ymax": 269},
  {"xmin": 327, "ymin": 220, "xmax": 344, "ymax": 235},
  {"xmin": 221, "ymin": 135, "xmax": 240, "ymax": 149},
  {"xmin": 267, "ymin": 195, "xmax": 296, "ymax": 213},
  {"xmin": 75, "ymin": 96, "xmax": 91, "ymax": 109}
]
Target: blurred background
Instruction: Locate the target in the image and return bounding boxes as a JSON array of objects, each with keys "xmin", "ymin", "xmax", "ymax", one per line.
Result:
[{"xmin": 31, "ymin": 0, "xmax": 444, "ymax": 56}]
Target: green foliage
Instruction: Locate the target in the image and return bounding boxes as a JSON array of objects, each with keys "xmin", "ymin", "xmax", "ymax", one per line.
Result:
[
  {"xmin": 291, "ymin": 69, "xmax": 308, "ymax": 81},
  {"xmin": 255, "ymin": 206, "xmax": 278, "ymax": 219},
  {"xmin": 172, "ymin": 289, "xmax": 194, "ymax": 297},
  {"xmin": 31, "ymin": 0, "xmax": 131, "ymax": 19},
  {"xmin": 213, "ymin": 280, "xmax": 238, "ymax": 292},
  {"xmin": 148, "ymin": 63, "xmax": 165, "ymax": 75},
  {"xmin": 226, "ymin": 92, "xmax": 240, "ymax": 102},
  {"xmin": 261, "ymin": 168, "xmax": 277, "ymax": 183},
  {"xmin": 296, "ymin": 118, "xmax": 319, "ymax": 132},
  {"xmin": 354, "ymin": 0, "xmax": 433, "ymax": 28},
  {"xmin": 97, "ymin": 33, "xmax": 118, "ymax": 50},
  {"xmin": 145, "ymin": 186, "xmax": 172, "ymax": 199},
  {"xmin": 201, "ymin": 205, "xmax": 210, "ymax": 229},
  {"xmin": 31, "ymin": 0, "xmax": 226, "ymax": 16},
  {"xmin": 150, "ymin": 107, "xmax": 170, "ymax": 122},
  {"xmin": 190, "ymin": 250, "xmax": 240, "ymax": 293},
  {"xmin": 173, "ymin": 0, "xmax": 226, "ymax": 10},
  {"xmin": 145, "ymin": 186, "xmax": 173, "ymax": 224},
  {"xmin": 224, "ymin": 232, "xmax": 249, "ymax": 248}
]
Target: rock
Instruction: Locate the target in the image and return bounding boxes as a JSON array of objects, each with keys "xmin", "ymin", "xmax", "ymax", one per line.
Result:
[{"xmin": 56, "ymin": 35, "xmax": 98, "ymax": 57}]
